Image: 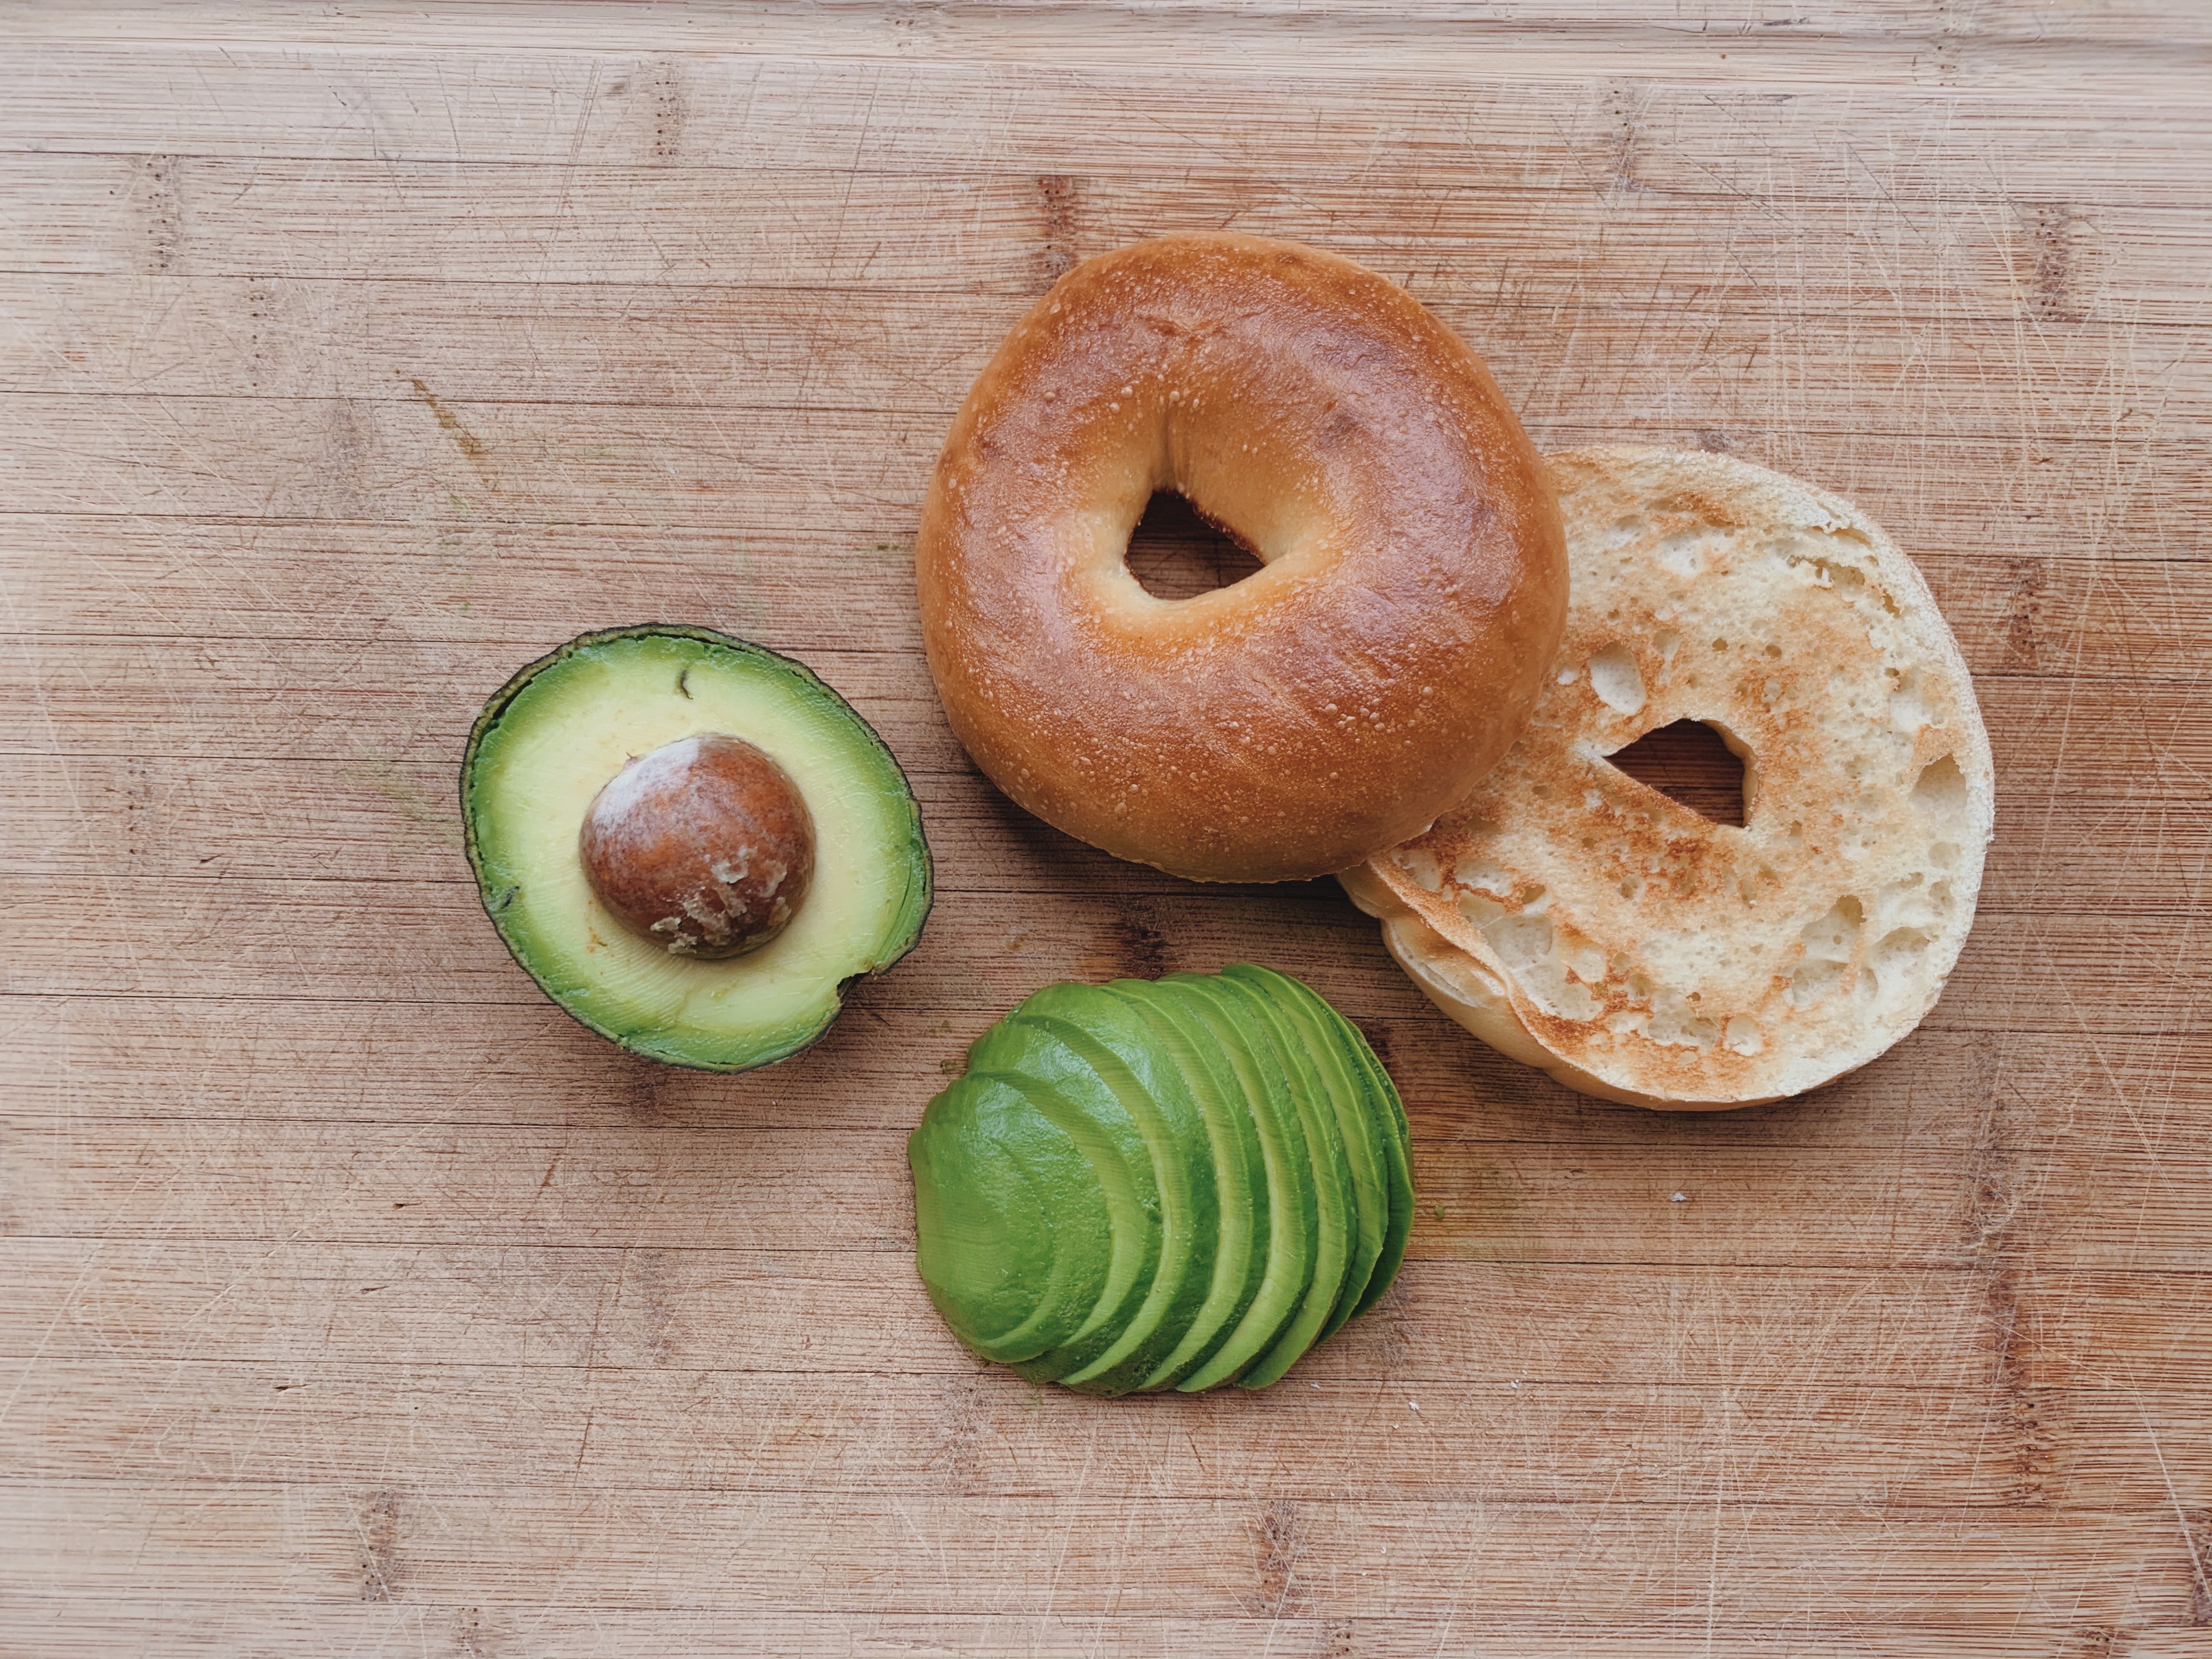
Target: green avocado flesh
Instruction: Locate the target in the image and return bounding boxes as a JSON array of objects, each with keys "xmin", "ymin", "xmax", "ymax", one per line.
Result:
[
  {"xmin": 462, "ymin": 627, "xmax": 932, "ymax": 1071},
  {"xmin": 1214, "ymin": 972, "xmax": 1357, "ymax": 1391},
  {"xmin": 908, "ymin": 966, "xmax": 1413, "ymax": 1396},
  {"xmin": 908, "ymin": 1073, "xmax": 1111, "ymax": 1363}
]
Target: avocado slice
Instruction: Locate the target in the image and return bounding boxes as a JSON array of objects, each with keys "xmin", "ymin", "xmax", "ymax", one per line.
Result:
[
  {"xmin": 462, "ymin": 627, "xmax": 930, "ymax": 1071},
  {"xmin": 1103, "ymin": 980, "xmax": 1271, "ymax": 1392},
  {"xmin": 909, "ymin": 1071, "xmax": 1111, "ymax": 1363},
  {"xmin": 1226, "ymin": 965, "xmax": 1394, "ymax": 1341},
  {"xmin": 1154, "ymin": 972, "xmax": 1319, "ymax": 1393},
  {"xmin": 1209, "ymin": 971, "xmax": 1355, "ymax": 1391},
  {"xmin": 1309, "ymin": 998, "xmax": 1414, "ymax": 1322},
  {"xmin": 1003, "ymin": 985, "xmax": 1221, "ymax": 1397},
  {"xmin": 960, "ymin": 1020, "xmax": 1163, "ymax": 1385}
]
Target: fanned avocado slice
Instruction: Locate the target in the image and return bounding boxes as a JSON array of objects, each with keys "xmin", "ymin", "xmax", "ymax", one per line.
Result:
[
  {"xmin": 462, "ymin": 627, "xmax": 931, "ymax": 1070},
  {"xmin": 1308, "ymin": 997, "xmax": 1414, "ymax": 1322},
  {"xmin": 1227, "ymin": 964, "xmax": 1389, "ymax": 1345},
  {"xmin": 1211, "ymin": 972, "xmax": 1354, "ymax": 1391},
  {"xmin": 1156, "ymin": 972, "xmax": 1319, "ymax": 1393},
  {"xmin": 1104, "ymin": 980, "xmax": 1271, "ymax": 1392},
  {"xmin": 1008, "ymin": 985, "xmax": 1221, "ymax": 1397},
  {"xmin": 961, "ymin": 1021, "xmax": 1163, "ymax": 1385},
  {"xmin": 909, "ymin": 1073, "xmax": 1111, "ymax": 1363}
]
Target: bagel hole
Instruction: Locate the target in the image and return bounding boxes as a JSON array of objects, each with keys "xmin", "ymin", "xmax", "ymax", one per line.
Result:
[
  {"xmin": 1124, "ymin": 490, "xmax": 1263, "ymax": 600},
  {"xmin": 1604, "ymin": 720, "xmax": 1748, "ymax": 828}
]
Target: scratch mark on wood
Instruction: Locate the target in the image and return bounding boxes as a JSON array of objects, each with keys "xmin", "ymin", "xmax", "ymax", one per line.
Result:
[
  {"xmin": 1969, "ymin": 1063, "xmax": 2051, "ymax": 1507},
  {"xmin": 404, "ymin": 374, "xmax": 496, "ymax": 482}
]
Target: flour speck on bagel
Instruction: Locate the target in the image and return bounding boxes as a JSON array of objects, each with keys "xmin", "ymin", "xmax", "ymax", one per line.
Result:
[{"xmin": 917, "ymin": 234, "xmax": 1568, "ymax": 883}]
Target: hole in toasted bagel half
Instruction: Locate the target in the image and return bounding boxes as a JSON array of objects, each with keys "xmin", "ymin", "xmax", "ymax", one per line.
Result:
[
  {"xmin": 1123, "ymin": 490, "xmax": 1265, "ymax": 601},
  {"xmin": 1602, "ymin": 719, "xmax": 1751, "ymax": 828}
]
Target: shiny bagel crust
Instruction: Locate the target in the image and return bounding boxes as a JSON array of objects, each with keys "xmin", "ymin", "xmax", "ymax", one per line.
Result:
[{"xmin": 916, "ymin": 233, "xmax": 1568, "ymax": 883}]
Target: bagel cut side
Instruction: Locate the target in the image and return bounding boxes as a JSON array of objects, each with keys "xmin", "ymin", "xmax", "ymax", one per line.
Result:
[
  {"xmin": 1344, "ymin": 445, "xmax": 1995, "ymax": 1109},
  {"xmin": 917, "ymin": 233, "xmax": 1567, "ymax": 883}
]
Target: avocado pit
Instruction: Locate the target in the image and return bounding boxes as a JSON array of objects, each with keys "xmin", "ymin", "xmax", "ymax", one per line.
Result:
[{"xmin": 580, "ymin": 733, "xmax": 815, "ymax": 958}]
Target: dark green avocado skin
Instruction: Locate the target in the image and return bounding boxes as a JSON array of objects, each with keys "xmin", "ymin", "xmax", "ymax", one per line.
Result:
[
  {"xmin": 461, "ymin": 624, "xmax": 933, "ymax": 1073},
  {"xmin": 909, "ymin": 964, "xmax": 1413, "ymax": 1396}
]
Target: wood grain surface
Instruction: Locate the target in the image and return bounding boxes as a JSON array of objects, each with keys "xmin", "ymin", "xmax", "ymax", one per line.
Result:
[{"xmin": 4, "ymin": 4, "xmax": 2210, "ymax": 1654}]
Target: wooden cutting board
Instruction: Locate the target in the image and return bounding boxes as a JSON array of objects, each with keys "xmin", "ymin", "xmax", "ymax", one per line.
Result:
[{"xmin": 5, "ymin": 4, "xmax": 2210, "ymax": 1653}]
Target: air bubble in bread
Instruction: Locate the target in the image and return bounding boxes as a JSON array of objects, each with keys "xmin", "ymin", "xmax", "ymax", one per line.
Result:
[{"xmin": 1341, "ymin": 445, "xmax": 1995, "ymax": 1110}]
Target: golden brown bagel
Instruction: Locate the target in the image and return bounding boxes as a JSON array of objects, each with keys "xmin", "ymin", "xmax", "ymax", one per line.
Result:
[{"xmin": 916, "ymin": 233, "xmax": 1567, "ymax": 883}]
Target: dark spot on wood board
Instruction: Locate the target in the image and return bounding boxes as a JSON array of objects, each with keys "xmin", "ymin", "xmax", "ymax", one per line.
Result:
[
  {"xmin": 244, "ymin": 280, "xmax": 276, "ymax": 383},
  {"xmin": 1036, "ymin": 173, "xmax": 1077, "ymax": 287},
  {"xmin": 2002, "ymin": 557, "xmax": 2047, "ymax": 671},
  {"xmin": 1248, "ymin": 1498, "xmax": 1308, "ymax": 1615},
  {"xmin": 1964, "ymin": 1054, "xmax": 2051, "ymax": 1505},
  {"xmin": 324, "ymin": 396, "xmax": 373, "ymax": 514},
  {"xmin": 139, "ymin": 155, "xmax": 181, "ymax": 273},
  {"xmin": 1437, "ymin": 1157, "xmax": 1543, "ymax": 1262},
  {"xmin": 2023, "ymin": 202, "xmax": 2091, "ymax": 322},
  {"xmin": 1963, "ymin": 1051, "xmax": 2018, "ymax": 1259},
  {"xmin": 1981, "ymin": 1265, "xmax": 2052, "ymax": 1506},
  {"xmin": 455, "ymin": 1606, "xmax": 494, "ymax": 1657},
  {"xmin": 117, "ymin": 758, "xmax": 153, "ymax": 863},
  {"xmin": 1073, "ymin": 898, "xmax": 1175, "ymax": 984},
  {"xmin": 623, "ymin": 1247, "xmax": 675, "ymax": 1366},
  {"xmin": 355, "ymin": 1489, "xmax": 403, "ymax": 1601},
  {"xmin": 1113, "ymin": 909, "xmax": 1170, "ymax": 980},
  {"xmin": 1606, "ymin": 83, "xmax": 1650, "ymax": 197},
  {"xmin": 1375, "ymin": 1315, "xmax": 1413, "ymax": 1369},
  {"xmin": 619, "ymin": 1060, "xmax": 672, "ymax": 1124},
  {"xmin": 648, "ymin": 59, "xmax": 687, "ymax": 160}
]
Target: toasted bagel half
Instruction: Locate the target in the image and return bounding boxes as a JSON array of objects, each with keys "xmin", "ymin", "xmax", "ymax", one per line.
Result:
[{"xmin": 1345, "ymin": 445, "xmax": 1994, "ymax": 1110}]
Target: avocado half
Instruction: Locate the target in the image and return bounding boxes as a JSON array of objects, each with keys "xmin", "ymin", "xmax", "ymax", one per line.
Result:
[
  {"xmin": 462, "ymin": 625, "xmax": 932, "ymax": 1070},
  {"xmin": 909, "ymin": 966, "xmax": 1412, "ymax": 1394}
]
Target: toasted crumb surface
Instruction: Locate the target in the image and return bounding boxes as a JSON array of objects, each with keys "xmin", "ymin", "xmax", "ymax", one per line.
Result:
[{"xmin": 1348, "ymin": 445, "xmax": 1995, "ymax": 1109}]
